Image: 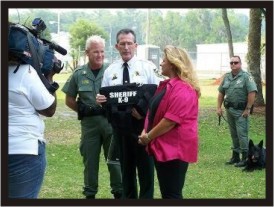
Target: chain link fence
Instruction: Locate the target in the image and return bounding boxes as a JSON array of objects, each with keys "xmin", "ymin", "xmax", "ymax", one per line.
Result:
[{"xmin": 66, "ymin": 49, "xmax": 265, "ymax": 82}]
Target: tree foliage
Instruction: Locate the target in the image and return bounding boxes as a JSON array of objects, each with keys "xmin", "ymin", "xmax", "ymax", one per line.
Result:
[
  {"xmin": 247, "ymin": 9, "xmax": 265, "ymax": 106},
  {"xmin": 9, "ymin": 8, "xmax": 250, "ymax": 52},
  {"xmin": 69, "ymin": 19, "xmax": 107, "ymax": 51}
]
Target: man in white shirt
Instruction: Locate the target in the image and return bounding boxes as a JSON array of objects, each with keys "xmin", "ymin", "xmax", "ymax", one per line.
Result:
[{"xmin": 97, "ymin": 28, "xmax": 159, "ymax": 199}]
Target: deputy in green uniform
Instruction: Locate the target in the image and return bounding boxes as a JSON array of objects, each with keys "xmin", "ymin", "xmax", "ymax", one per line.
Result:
[
  {"xmin": 62, "ymin": 35, "xmax": 122, "ymax": 199},
  {"xmin": 217, "ymin": 55, "xmax": 257, "ymax": 168}
]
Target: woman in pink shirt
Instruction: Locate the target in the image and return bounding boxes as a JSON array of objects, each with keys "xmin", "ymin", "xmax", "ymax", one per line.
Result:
[{"xmin": 138, "ymin": 45, "xmax": 200, "ymax": 199}]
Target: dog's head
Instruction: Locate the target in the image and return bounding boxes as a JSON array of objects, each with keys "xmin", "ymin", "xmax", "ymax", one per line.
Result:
[{"xmin": 248, "ymin": 139, "xmax": 264, "ymax": 163}]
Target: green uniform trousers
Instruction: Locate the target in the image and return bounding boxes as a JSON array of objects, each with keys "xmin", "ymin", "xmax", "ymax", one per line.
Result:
[
  {"xmin": 80, "ymin": 116, "xmax": 122, "ymax": 197},
  {"xmin": 226, "ymin": 108, "xmax": 249, "ymax": 153}
]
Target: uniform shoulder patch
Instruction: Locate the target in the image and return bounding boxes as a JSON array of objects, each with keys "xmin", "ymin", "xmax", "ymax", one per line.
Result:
[
  {"xmin": 140, "ymin": 59, "xmax": 153, "ymax": 65},
  {"xmin": 243, "ymin": 71, "xmax": 255, "ymax": 82},
  {"xmin": 65, "ymin": 74, "xmax": 73, "ymax": 83},
  {"xmin": 248, "ymin": 74, "xmax": 255, "ymax": 82},
  {"xmin": 140, "ymin": 59, "xmax": 158, "ymax": 71},
  {"xmin": 73, "ymin": 67, "xmax": 83, "ymax": 73},
  {"xmin": 223, "ymin": 72, "xmax": 230, "ymax": 79}
]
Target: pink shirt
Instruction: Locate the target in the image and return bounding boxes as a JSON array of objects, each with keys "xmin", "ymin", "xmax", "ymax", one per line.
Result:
[{"xmin": 145, "ymin": 77, "xmax": 199, "ymax": 162}]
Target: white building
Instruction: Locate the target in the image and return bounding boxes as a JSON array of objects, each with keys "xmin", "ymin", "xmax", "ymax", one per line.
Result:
[
  {"xmin": 50, "ymin": 32, "xmax": 72, "ymax": 71},
  {"xmin": 196, "ymin": 42, "xmax": 265, "ymax": 81},
  {"xmin": 136, "ymin": 44, "xmax": 161, "ymax": 70}
]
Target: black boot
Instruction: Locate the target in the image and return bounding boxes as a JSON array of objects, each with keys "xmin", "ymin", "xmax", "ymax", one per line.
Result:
[
  {"xmin": 86, "ymin": 195, "xmax": 95, "ymax": 199},
  {"xmin": 225, "ymin": 151, "xmax": 240, "ymax": 165},
  {"xmin": 235, "ymin": 152, "xmax": 248, "ymax": 167},
  {"xmin": 113, "ymin": 192, "xmax": 122, "ymax": 199}
]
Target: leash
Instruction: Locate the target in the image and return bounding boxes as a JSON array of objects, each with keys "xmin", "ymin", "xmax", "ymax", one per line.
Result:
[
  {"xmin": 219, "ymin": 114, "xmax": 228, "ymax": 125},
  {"xmin": 218, "ymin": 113, "xmax": 235, "ymax": 129},
  {"xmin": 218, "ymin": 113, "xmax": 244, "ymax": 129}
]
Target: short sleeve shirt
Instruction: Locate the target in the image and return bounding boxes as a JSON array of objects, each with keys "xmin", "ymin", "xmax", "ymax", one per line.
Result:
[
  {"xmin": 62, "ymin": 64, "xmax": 106, "ymax": 105},
  {"xmin": 9, "ymin": 64, "xmax": 55, "ymax": 155},
  {"xmin": 145, "ymin": 77, "xmax": 199, "ymax": 162},
  {"xmin": 101, "ymin": 56, "xmax": 159, "ymax": 87},
  {"xmin": 218, "ymin": 70, "xmax": 257, "ymax": 103}
]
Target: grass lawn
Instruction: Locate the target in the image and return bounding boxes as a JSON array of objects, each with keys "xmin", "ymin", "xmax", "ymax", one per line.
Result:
[{"xmin": 39, "ymin": 73, "xmax": 267, "ymax": 199}]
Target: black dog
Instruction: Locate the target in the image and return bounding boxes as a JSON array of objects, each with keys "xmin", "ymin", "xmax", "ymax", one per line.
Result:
[{"xmin": 243, "ymin": 139, "xmax": 266, "ymax": 172}]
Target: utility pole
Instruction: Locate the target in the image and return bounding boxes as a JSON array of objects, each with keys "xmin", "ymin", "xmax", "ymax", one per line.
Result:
[
  {"xmin": 57, "ymin": 11, "xmax": 60, "ymax": 35},
  {"xmin": 109, "ymin": 24, "xmax": 112, "ymax": 63},
  {"xmin": 146, "ymin": 9, "xmax": 150, "ymax": 44}
]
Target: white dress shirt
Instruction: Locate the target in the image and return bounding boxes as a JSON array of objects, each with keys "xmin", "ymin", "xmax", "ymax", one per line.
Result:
[{"xmin": 102, "ymin": 56, "xmax": 160, "ymax": 87}]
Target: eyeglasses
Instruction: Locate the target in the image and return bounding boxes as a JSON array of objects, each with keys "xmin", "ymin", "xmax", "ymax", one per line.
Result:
[{"xmin": 230, "ymin": 61, "xmax": 239, "ymax": 65}]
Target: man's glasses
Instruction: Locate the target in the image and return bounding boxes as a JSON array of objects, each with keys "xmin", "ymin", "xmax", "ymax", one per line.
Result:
[{"xmin": 230, "ymin": 61, "xmax": 239, "ymax": 65}]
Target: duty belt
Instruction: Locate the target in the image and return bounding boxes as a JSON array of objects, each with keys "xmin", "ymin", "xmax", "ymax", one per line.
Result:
[{"xmin": 224, "ymin": 100, "xmax": 247, "ymax": 110}]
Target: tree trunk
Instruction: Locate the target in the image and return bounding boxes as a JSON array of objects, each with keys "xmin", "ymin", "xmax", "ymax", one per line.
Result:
[
  {"xmin": 247, "ymin": 9, "xmax": 265, "ymax": 106},
  {"xmin": 222, "ymin": 9, "xmax": 234, "ymax": 58}
]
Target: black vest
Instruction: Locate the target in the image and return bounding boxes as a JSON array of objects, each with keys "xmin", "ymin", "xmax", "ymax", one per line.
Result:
[{"xmin": 99, "ymin": 83, "xmax": 157, "ymax": 130}]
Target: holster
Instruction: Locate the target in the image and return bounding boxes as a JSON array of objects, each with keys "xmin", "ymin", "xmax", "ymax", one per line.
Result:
[
  {"xmin": 224, "ymin": 100, "xmax": 247, "ymax": 110},
  {"xmin": 77, "ymin": 99, "xmax": 105, "ymax": 120}
]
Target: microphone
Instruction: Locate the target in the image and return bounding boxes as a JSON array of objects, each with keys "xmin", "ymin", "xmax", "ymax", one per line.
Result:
[
  {"xmin": 49, "ymin": 42, "xmax": 67, "ymax": 55},
  {"xmin": 40, "ymin": 38, "xmax": 67, "ymax": 55}
]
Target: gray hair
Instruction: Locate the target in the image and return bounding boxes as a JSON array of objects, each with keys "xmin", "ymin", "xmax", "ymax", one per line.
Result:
[{"xmin": 85, "ymin": 35, "xmax": 105, "ymax": 50}]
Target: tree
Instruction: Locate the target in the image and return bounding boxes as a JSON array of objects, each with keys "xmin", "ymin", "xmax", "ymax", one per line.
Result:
[
  {"xmin": 246, "ymin": 9, "xmax": 265, "ymax": 106},
  {"xmin": 149, "ymin": 11, "xmax": 185, "ymax": 50},
  {"xmin": 69, "ymin": 19, "xmax": 107, "ymax": 69},
  {"xmin": 222, "ymin": 9, "xmax": 234, "ymax": 57}
]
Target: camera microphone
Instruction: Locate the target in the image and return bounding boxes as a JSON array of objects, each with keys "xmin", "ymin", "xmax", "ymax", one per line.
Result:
[
  {"xmin": 40, "ymin": 38, "xmax": 67, "ymax": 55},
  {"xmin": 49, "ymin": 42, "xmax": 67, "ymax": 55}
]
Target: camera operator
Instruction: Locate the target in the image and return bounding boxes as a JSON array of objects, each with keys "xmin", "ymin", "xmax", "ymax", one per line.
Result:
[{"xmin": 8, "ymin": 54, "xmax": 57, "ymax": 198}]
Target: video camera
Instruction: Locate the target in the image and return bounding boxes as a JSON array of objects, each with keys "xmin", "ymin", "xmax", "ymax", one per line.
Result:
[{"xmin": 8, "ymin": 18, "xmax": 67, "ymax": 94}]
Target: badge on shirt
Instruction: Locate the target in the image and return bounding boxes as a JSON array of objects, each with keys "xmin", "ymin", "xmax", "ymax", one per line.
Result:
[
  {"xmin": 134, "ymin": 71, "xmax": 140, "ymax": 77},
  {"xmin": 82, "ymin": 79, "xmax": 90, "ymax": 85},
  {"xmin": 112, "ymin": 73, "xmax": 118, "ymax": 80},
  {"xmin": 236, "ymin": 79, "xmax": 242, "ymax": 85}
]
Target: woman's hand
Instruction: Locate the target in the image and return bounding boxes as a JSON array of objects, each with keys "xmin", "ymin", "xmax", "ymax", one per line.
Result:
[{"xmin": 138, "ymin": 131, "xmax": 151, "ymax": 146}]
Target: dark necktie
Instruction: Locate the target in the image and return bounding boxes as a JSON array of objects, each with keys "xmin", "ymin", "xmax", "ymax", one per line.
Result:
[{"xmin": 123, "ymin": 62, "xmax": 130, "ymax": 85}]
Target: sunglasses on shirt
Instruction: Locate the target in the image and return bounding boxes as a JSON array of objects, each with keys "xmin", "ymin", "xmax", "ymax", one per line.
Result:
[{"xmin": 230, "ymin": 61, "xmax": 240, "ymax": 65}]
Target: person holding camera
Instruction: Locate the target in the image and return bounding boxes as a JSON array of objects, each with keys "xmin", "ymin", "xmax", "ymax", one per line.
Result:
[
  {"xmin": 62, "ymin": 35, "xmax": 122, "ymax": 199},
  {"xmin": 8, "ymin": 56, "xmax": 57, "ymax": 198}
]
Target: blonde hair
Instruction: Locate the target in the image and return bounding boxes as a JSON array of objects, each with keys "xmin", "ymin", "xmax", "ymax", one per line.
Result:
[{"xmin": 164, "ymin": 45, "xmax": 201, "ymax": 97}]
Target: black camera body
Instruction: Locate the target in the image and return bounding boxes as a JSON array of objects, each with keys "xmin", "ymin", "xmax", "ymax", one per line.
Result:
[{"xmin": 8, "ymin": 18, "xmax": 67, "ymax": 93}]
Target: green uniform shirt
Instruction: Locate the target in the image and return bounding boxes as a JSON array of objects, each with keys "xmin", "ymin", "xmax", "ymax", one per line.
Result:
[
  {"xmin": 62, "ymin": 63, "xmax": 107, "ymax": 105},
  {"xmin": 62, "ymin": 63, "xmax": 123, "ymax": 195},
  {"xmin": 218, "ymin": 69, "xmax": 257, "ymax": 104}
]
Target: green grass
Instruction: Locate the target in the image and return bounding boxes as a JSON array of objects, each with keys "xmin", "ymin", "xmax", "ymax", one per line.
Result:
[{"xmin": 39, "ymin": 74, "xmax": 266, "ymax": 199}]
